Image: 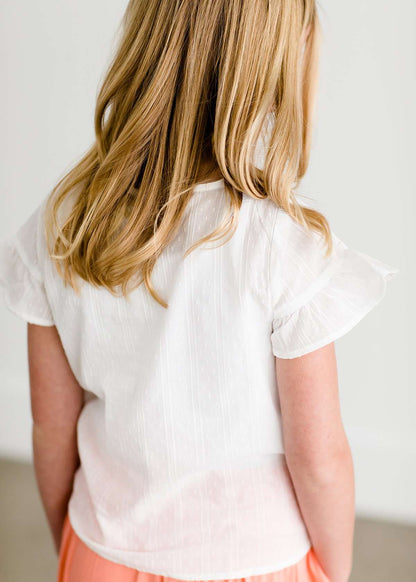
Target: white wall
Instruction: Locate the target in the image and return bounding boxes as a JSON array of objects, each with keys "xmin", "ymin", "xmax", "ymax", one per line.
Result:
[
  {"xmin": 0, "ymin": 1, "xmax": 414, "ymax": 523},
  {"xmin": 299, "ymin": 1, "xmax": 415, "ymax": 524}
]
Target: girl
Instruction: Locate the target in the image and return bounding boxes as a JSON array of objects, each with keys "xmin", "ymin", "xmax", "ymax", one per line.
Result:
[{"xmin": 0, "ymin": 1, "xmax": 399, "ymax": 581}]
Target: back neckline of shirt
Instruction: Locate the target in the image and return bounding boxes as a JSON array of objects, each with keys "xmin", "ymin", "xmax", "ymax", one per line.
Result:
[{"xmin": 192, "ymin": 177, "xmax": 224, "ymax": 193}]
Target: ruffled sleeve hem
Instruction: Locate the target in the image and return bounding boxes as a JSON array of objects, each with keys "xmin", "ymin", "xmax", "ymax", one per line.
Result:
[
  {"xmin": 271, "ymin": 244, "xmax": 399, "ymax": 359},
  {"xmin": 0, "ymin": 235, "xmax": 55, "ymax": 326}
]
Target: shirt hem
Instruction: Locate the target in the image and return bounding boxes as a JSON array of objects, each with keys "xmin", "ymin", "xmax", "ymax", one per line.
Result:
[
  {"xmin": 1, "ymin": 288, "xmax": 55, "ymax": 326},
  {"xmin": 271, "ymin": 284, "xmax": 388, "ymax": 359},
  {"xmin": 68, "ymin": 508, "xmax": 312, "ymax": 580}
]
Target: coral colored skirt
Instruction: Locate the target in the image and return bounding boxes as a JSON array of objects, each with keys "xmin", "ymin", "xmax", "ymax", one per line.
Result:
[{"xmin": 57, "ymin": 512, "xmax": 330, "ymax": 582}]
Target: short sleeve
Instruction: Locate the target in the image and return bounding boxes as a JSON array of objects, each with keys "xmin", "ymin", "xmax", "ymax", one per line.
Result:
[
  {"xmin": 269, "ymin": 208, "xmax": 400, "ymax": 359},
  {"xmin": 0, "ymin": 199, "xmax": 55, "ymax": 326}
]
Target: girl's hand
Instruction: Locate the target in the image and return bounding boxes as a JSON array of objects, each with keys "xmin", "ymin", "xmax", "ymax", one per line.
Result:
[{"xmin": 53, "ymin": 514, "xmax": 67, "ymax": 556}]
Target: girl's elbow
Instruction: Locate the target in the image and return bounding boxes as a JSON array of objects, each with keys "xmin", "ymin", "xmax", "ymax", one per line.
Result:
[{"xmin": 285, "ymin": 440, "xmax": 354, "ymax": 484}]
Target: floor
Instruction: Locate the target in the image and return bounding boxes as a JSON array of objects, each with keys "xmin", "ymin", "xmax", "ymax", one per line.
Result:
[{"xmin": 1, "ymin": 458, "xmax": 415, "ymax": 581}]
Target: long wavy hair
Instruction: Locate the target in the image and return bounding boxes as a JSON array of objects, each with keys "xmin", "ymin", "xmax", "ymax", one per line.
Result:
[{"xmin": 44, "ymin": 0, "xmax": 331, "ymax": 309}]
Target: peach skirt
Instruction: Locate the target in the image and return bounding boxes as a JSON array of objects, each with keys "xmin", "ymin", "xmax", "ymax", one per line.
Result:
[{"xmin": 57, "ymin": 513, "xmax": 330, "ymax": 582}]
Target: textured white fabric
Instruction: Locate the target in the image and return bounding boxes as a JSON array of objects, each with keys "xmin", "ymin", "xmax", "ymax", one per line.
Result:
[
  {"xmin": 0, "ymin": 183, "xmax": 399, "ymax": 579},
  {"xmin": 268, "ymin": 209, "xmax": 400, "ymax": 358},
  {"xmin": 0, "ymin": 203, "xmax": 55, "ymax": 326}
]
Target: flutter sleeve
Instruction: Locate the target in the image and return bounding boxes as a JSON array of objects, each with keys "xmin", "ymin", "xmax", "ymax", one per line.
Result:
[
  {"xmin": 269, "ymin": 208, "xmax": 399, "ymax": 359},
  {"xmin": 0, "ymin": 198, "xmax": 55, "ymax": 326}
]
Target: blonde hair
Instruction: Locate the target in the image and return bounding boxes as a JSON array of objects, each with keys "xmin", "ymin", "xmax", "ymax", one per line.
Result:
[{"xmin": 44, "ymin": 0, "xmax": 332, "ymax": 309}]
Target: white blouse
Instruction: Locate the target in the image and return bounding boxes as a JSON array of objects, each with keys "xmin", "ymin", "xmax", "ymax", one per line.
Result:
[{"xmin": 0, "ymin": 181, "xmax": 399, "ymax": 579}]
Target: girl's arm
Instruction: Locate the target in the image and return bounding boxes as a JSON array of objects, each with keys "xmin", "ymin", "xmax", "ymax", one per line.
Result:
[
  {"xmin": 27, "ymin": 323, "xmax": 84, "ymax": 555},
  {"xmin": 275, "ymin": 341, "xmax": 355, "ymax": 582}
]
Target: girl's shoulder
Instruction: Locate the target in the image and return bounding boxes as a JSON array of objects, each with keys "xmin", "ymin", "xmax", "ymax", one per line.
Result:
[
  {"xmin": 0, "ymin": 195, "xmax": 55, "ymax": 326},
  {"xmin": 249, "ymin": 196, "xmax": 399, "ymax": 359}
]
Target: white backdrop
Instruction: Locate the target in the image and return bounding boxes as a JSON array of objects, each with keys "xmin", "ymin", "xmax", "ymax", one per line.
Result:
[{"xmin": 0, "ymin": 1, "xmax": 414, "ymax": 523}]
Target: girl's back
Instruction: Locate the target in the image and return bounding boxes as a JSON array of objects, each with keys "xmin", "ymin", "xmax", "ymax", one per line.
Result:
[{"xmin": 0, "ymin": 168, "xmax": 398, "ymax": 579}]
